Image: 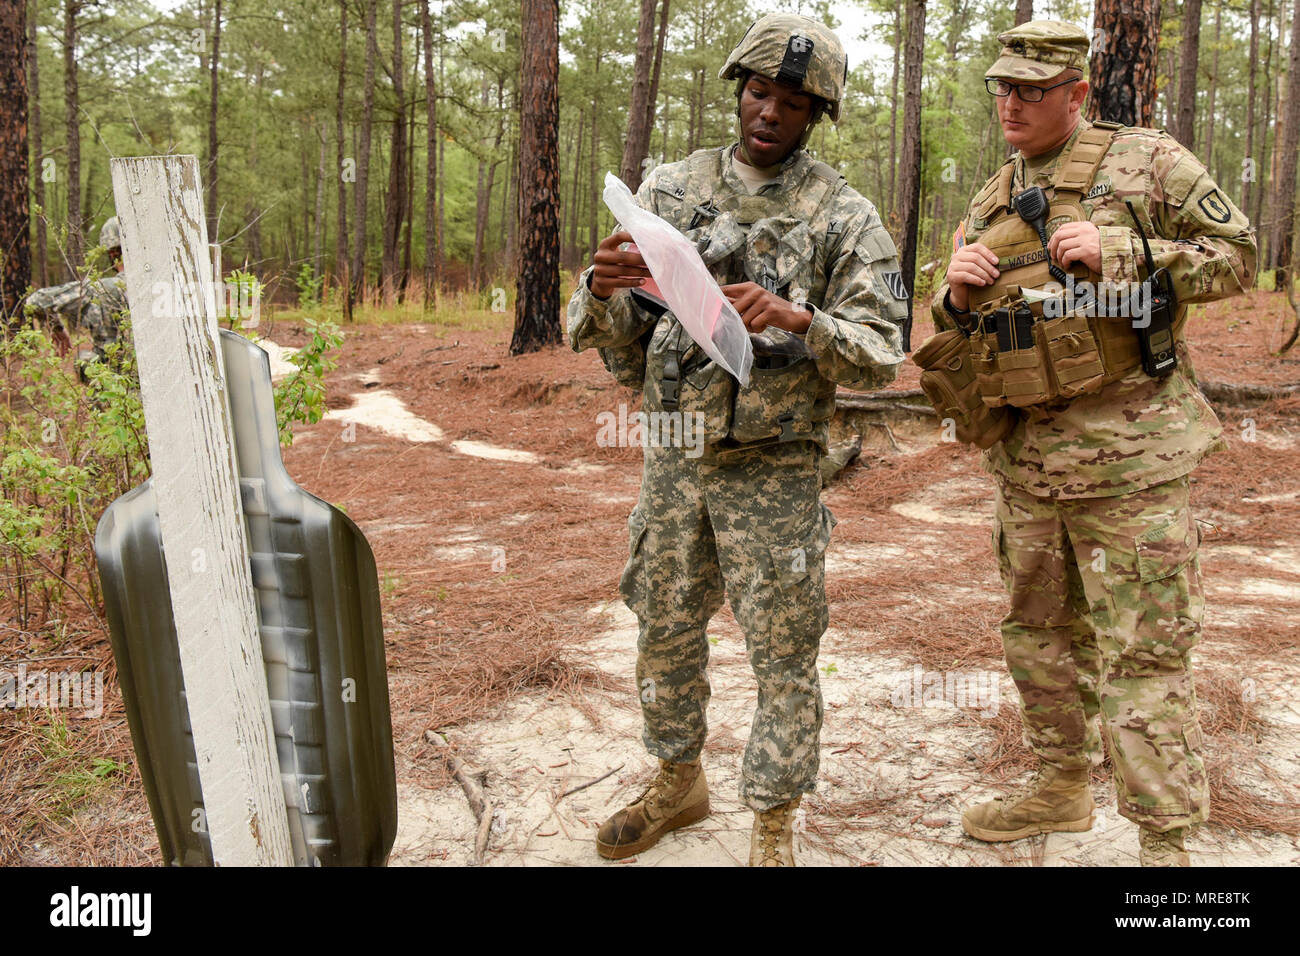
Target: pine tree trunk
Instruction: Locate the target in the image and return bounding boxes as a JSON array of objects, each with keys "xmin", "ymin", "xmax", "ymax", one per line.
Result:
[
  {"xmin": 1204, "ymin": 4, "xmax": 1220, "ymax": 174},
  {"xmin": 472, "ymin": 73, "xmax": 489, "ymax": 285},
  {"xmin": 1, "ymin": 0, "xmax": 30, "ymax": 318},
  {"xmin": 1244, "ymin": 0, "xmax": 1261, "ymax": 221},
  {"xmin": 314, "ymin": 122, "xmax": 326, "ymax": 283},
  {"xmin": 1257, "ymin": 0, "xmax": 1274, "ymax": 245},
  {"xmin": 437, "ymin": 32, "xmax": 445, "ymax": 283},
  {"xmin": 62, "ymin": 0, "xmax": 82, "ymax": 271},
  {"xmin": 422, "ymin": 0, "xmax": 438, "ymax": 299},
  {"xmin": 897, "ymin": 0, "xmax": 925, "ymax": 350},
  {"xmin": 888, "ymin": 0, "xmax": 901, "ymax": 218},
  {"xmin": 618, "ymin": 0, "xmax": 657, "ymax": 192},
  {"xmin": 588, "ymin": 53, "xmax": 601, "ymax": 257},
  {"xmin": 402, "ymin": 83, "xmax": 415, "ymax": 297},
  {"xmin": 1015, "ymin": 0, "xmax": 1033, "ymax": 24},
  {"xmin": 567, "ymin": 105, "xmax": 585, "ymax": 269},
  {"xmin": 644, "ymin": 0, "xmax": 669, "ymax": 137},
  {"xmin": 351, "ymin": 0, "xmax": 377, "ymax": 304},
  {"xmin": 1274, "ymin": 0, "xmax": 1300, "ymax": 289},
  {"xmin": 337, "ymin": 0, "xmax": 351, "ymax": 320},
  {"xmin": 381, "ymin": 0, "xmax": 405, "ymax": 304},
  {"xmin": 28, "ymin": 0, "xmax": 45, "ymax": 288},
  {"xmin": 207, "ymin": 0, "xmax": 221, "ymax": 241},
  {"xmin": 1174, "ymin": 0, "xmax": 1202, "ymax": 147},
  {"xmin": 1088, "ymin": 0, "xmax": 1160, "ymax": 126},
  {"xmin": 511, "ymin": 0, "xmax": 561, "ymax": 354}
]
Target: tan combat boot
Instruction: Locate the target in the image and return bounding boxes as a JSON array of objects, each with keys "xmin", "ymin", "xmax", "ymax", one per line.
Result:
[
  {"xmin": 595, "ymin": 759, "xmax": 709, "ymax": 860},
  {"xmin": 961, "ymin": 764, "xmax": 1094, "ymax": 842},
  {"xmin": 749, "ymin": 795, "xmax": 800, "ymax": 867},
  {"xmin": 1139, "ymin": 826, "xmax": 1190, "ymax": 866}
]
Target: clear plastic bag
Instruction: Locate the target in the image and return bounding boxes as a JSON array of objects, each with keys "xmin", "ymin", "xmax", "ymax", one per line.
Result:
[{"xmin": 603, "ymin": 172, "xmax": 752, "ymax": 387}]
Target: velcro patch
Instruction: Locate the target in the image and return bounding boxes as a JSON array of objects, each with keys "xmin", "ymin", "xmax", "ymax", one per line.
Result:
[
  {"xmin": 1085, "ymin": 180, "xmax": 1112, "ymax": 200},
  {"xmin": 1198, "ymin": 188, "xmax": 1232, "ymax": 224},
  {"xmin": 882, "ymin": 271, "xmax": 909, "ymax": 301}
]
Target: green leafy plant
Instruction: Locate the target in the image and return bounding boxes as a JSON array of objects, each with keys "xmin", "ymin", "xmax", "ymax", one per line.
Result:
[
  {"xmin": 268, "ymin": 316, "xmax": 344, "ymax": 446},
  {"xmin": 295, "ymin": 262, "xmax": 324, "ymax": 310}
]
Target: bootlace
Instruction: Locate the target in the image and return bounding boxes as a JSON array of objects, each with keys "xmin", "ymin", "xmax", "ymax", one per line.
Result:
[
  {"xmin": 755, "ymin": 806, "xmax": 792, "ymax": 864},
  {"xmin": 1139, "ymin": 827, "xmax": 1186, "ymax": 862},
  {"xmin": 998, "ymin": 767, "xmax": 1050, "ymax": 807}
]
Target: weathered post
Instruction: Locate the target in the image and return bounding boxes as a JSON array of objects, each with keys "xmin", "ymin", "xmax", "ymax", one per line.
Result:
[{"xmin": 109, "ymin": 155, "xmax": 294, "ymax": 866}]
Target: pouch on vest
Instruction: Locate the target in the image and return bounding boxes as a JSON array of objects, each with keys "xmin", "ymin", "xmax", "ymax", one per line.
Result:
[
  {"xmin": 1037, "ymin": 297, "xmax": 1107, "ymax": 398},
  {"xmin": 729, "ymin": 355, "xmax": 822, "ymax": 444},
  {"xmin": 914, "ymin": 329, "xmax": 1016, "ymax": 449},
  {"xmin": 644, "ymin": 324, "xmax": 735, "ymax": 443},
  {"xmin": 994, "ymin": 299, "xmax": 1056, "ymax": 407}
]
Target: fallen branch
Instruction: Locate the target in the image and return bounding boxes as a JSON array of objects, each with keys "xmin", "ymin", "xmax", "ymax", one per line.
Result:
[
  {"xmin": 558, "ymin": 763, "xmax": 623, "ymax": 800},
  {"xmin": 1198, "ymin": 379, "xmax": 1300, "ymax": 405},
  {"xmin": 836, "ymin": 389, "xmax": 937, "ymax": 417},
  {"xmin": 425, "ymin": 730, "xmax": 488, "ymax": 821}
]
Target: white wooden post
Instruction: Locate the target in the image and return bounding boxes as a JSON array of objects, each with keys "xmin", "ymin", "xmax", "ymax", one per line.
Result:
[{"xmin": 110, "ymin": 155, "xmax": 294, "ymax": 867}]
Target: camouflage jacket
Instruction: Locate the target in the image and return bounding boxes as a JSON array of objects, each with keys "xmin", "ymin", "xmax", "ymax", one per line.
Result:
[
  {"xmin": 932, "ymin": 118, "xmax": 1257, "ymax": 498},
  {"xmin": 568, "ymin": 144, "xmax": 907, "ymax": 456},
  {"xmin": 25, "ymin": 274, "xmax": 128, "ymax": 338}
]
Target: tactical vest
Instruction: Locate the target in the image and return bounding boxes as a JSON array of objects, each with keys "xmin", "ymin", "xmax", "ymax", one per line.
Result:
[
  {"xmin": 963, "ymin": 121, "xmax": 1172, "ymax": 408},
  {"xmin": 602, "ymin": 147, "xmax": 849, "ymax": 455}
]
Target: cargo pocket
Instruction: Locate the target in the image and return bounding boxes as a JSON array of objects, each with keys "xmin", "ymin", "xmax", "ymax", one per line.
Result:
[
  {"xmin": 760, "ymin": 505, "xmax": 835, "ymax": 647},
  {"xmin": 729, "ymin": 356, "xmax": 820, "ymax": 444},
  {"xmin": 618, "ymin": 510, "xmax": 650, "ymax": 620},
  {"xmin": 1136, "ymin": 509, "xmax": 1196, "ymax": 583},
  {"xmin": 1129, "ymin": 507, "xmax": 1202, "ymax": 660}
]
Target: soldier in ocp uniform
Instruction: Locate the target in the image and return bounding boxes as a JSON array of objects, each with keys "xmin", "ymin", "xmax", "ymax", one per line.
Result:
[
  {"xmin": 924, "ymin": 21, "xmax": 1256, "ymax": 865},
  {"xmin": 568, "ymin": 13, "xmax": 908, "ymax": 865},
  {"xmin": 25, "ymin": 216, "xmax": 129, "ymax": 372}
]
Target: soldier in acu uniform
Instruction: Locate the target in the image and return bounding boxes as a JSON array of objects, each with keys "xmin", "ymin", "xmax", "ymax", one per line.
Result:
[
  {"xmin": 567, "ymin": 13, "xmax": 908, "ymax": 865},
  {"xmin": 25, "ymin": 216, "xmax": 130, "ymax": 374},
  {"xmin": 926, "ymin": 21, "xmax": 1255, "ymax": 866}
]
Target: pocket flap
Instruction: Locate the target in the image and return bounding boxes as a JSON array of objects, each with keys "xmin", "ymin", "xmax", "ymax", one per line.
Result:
[
  {"xmin": 768, "ymin": 506, "xmax": 835, "ymax": 591},
  {"xmin": 1136, "ymin": 510, "xmax": 1196, "ymax": 582}
]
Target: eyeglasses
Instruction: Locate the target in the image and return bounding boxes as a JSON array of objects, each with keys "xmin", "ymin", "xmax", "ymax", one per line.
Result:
[{"xmin": 985, "ymin": 76, "xmax": 1080, "ymax": 102}]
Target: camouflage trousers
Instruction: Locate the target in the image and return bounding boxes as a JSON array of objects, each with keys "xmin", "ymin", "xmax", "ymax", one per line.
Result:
[
  {"xmin": 993, "ymin": 475, "xmax": 1208, "ymax": 831},
  {"xmin": 619, "ymin": 439, "xmax": 835, "ymax": 812}
]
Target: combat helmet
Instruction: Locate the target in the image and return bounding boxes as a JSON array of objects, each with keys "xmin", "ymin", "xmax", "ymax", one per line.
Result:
[
  {"xmin": 99, "ymin": 216, "xmax": 122, "ymax": 252},
  {"xmin": 719, "ymin": 13, "xmax": 848, "ymax": 123}
]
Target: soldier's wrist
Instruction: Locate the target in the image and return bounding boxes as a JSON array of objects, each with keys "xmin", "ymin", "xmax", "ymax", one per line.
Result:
[{"xmin": 944, "ymin": 289, "xmax": 972, "ymax": 317}]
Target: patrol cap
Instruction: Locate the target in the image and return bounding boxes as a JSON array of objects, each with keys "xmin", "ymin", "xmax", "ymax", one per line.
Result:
[
  {"xmin": 986, "ymin": 20, "xmax": 1089, "ymax": 81},
  {"xmin": 719, "ymin": 13, "xmax": 848, "ymax": 122}
]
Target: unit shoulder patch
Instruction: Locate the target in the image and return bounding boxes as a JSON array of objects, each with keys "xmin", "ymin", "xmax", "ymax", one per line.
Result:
[{"xmin": 1198, "ymin": 188, "xmax": 1232, "ymax": 224}]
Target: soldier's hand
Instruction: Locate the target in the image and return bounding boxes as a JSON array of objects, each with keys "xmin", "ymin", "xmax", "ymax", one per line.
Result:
[
  {"xmin": 722, "ymin": 282, "xmax": 812, "ymax": 334},
  {"xmin": 945, "ymin": 243, "xmax": 1000, "ymax": 312},
  {"xmin": 589, "ymin": 230, "xmax": 650, "ymax": 300},
  {"xmin": 1048, "ymin": 221, "xmax": 1102, "ymax": 272},
  {"xmin": 52, "ymin": 327, "xmax": 71, "ymax": 357}
]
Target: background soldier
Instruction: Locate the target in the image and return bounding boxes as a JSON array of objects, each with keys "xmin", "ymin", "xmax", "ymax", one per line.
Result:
[
  {"xmin": 568, "ymin": 13, "xmax": 908, "ymax": 865},
  {"xmin": 25, "ymin": 216, "xmax": 129, "ymax": 372},
  {"xmin": 931, "ymin": 21, "xmax": 1256, "ymax": 866}
]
